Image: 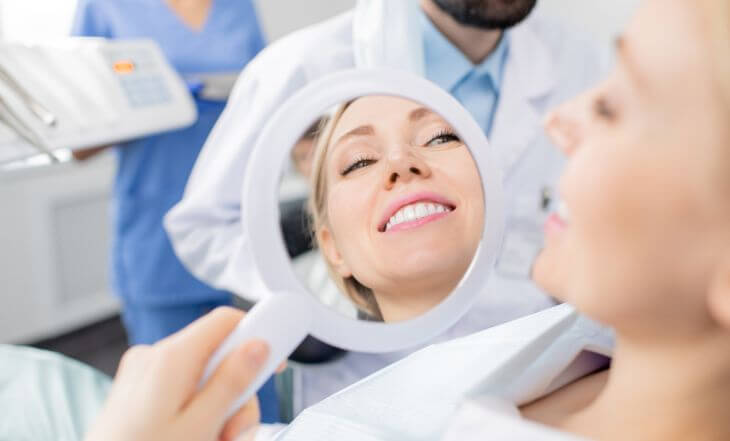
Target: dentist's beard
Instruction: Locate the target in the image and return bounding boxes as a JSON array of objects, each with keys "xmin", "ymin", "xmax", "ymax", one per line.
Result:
[{"xmin": 431, "ymin": 0, "xmax": 537, "ymax": 30}]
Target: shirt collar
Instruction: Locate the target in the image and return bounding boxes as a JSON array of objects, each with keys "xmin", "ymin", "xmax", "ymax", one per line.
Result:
[{"xmin": 420, "ymin": 8, "xmax": 510, "ymax": 93}]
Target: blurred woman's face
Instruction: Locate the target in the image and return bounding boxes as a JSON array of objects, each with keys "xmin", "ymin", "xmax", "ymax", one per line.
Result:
[
  {"xmin": 534, "ymin": 0, "xmax": 730, "ymax": 336},
  {"xmin": 317, "ymin": 96, "xmax": 484, "ymax": 320}
]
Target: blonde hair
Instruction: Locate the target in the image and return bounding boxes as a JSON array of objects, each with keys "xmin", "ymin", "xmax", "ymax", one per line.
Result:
[{"xmin": 308, "ymin": 102, "xmax": 384, "ymax": 320}]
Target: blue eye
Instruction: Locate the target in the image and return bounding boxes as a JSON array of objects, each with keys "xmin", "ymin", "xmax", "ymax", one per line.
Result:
[
  {"xmin": 425, "ymin": 129, "xmax": 461, "ymax": 147},
  {"xmin": 341, "ymin": 156, "xmax": 376, "ymax": 175}
]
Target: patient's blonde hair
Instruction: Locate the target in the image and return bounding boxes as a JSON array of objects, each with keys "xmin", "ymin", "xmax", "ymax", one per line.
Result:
[{"xmin": 308, "ymin": 102, "xmax": 384, "ymax": 320}]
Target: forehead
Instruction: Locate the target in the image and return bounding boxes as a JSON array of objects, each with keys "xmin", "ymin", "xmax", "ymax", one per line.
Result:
[
  {"xmin": 624, "ymin": 0, "xmax": 712, "ymax": 99},
  {"xmin": 331, "ymin": 96, "xmax": 425, "ymax": 139}
]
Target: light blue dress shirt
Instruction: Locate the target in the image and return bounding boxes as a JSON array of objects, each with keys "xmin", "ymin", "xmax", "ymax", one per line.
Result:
[{"xmin": 420, "ymin": 11, "xmax": 510, "ymax": 136}]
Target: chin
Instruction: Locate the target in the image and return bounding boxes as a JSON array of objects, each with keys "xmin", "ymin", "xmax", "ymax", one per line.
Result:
[
  {"xmin": 532, "ymin": 247, "xmax": 567, "ymax": 298},
  {"xmin": 534, "ymin": 257, "xmax": 611, "ymax": 324}
]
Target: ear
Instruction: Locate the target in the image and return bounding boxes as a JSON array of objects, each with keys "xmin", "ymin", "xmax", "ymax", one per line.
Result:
[
  {"xmin": 316, "ymin": 226, "xmax": 352, "ymax": 278},
  {"xmin": 708, "ymin": 253, "xmax": 730, "ymax": 330}
]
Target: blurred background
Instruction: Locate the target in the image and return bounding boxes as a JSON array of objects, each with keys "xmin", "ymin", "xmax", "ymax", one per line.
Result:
[{"xmin": 0, "ymin": 0, "xmax": 640, "ymax": 376}]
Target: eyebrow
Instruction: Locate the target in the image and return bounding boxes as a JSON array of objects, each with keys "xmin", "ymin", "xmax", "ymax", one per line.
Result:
[
  {"xmin": 409, "ymin": 106, "xmax": 436, "ymax": 122},
  {"xmin": 331, "ymin": 107, "xmax": 438, "ymax": 148},
  {"xmin": 615, "ymin": 36, "xmax": 644, "ymax": 86},
  {"xmin": 332, "ymin": 124, "xmax": 375, "ymax": 148}
]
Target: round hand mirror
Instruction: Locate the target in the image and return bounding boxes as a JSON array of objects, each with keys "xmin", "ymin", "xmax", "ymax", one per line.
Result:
[{"xmin": 201, "ymin": 68, "xmax": 504, "ymax": 416}]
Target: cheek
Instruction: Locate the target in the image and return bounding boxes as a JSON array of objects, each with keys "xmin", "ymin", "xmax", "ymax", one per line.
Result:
[
  {"xmin": 456, "ymin": 153, "xmax": 484, "ymax": 207},
  {"xmin": 559, "ymin": 136, "xmax": 697, "ymax": 320},
  {"xmin": 438, "ymin": 152, "xmax": 485, "ymax": 239},
  {"xmin": 326, "ymin": 179, "xmax": 378, "ymax": 272},
  {"xmin": 563, "ymin": 141, "xmax": 645, "ymax": 288},
  {"xmin": 327, "ymin": 183, "xmax": 365, "ymax": 241}
]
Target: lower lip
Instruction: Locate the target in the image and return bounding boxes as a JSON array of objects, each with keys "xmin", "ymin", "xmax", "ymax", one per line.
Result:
[
  {"xmin": 544, "ymin": 213, "xmax": 568, "ymax": 236},
  {"xmin": 385, "ymin": 211, "xmax": 451, "ymax": 233}
]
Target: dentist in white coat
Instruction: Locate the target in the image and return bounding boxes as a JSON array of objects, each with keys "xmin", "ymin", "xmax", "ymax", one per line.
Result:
[{"xmin": 165, "ymin": 0, "xmax": 609, "ymax": 415}]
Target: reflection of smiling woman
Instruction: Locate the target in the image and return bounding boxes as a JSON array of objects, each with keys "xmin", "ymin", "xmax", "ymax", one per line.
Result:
[{"xmin": 309, "ymin": 96, "xmax": 484, "ymax": 322}]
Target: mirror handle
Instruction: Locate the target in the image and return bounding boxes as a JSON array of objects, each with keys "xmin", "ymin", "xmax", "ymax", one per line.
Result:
[{"xmin": 199, "ymin": 291, "xmax": 311, "ymax": 418}]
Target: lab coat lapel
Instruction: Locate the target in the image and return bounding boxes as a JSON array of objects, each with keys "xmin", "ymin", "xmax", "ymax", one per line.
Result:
[
  {"xmin": 352, "ymin": 0, "xmax": 425, "ymax": 74},
  {"xmin": 490, "ymin": 22, "xmax": 557, "ymax": 176}
]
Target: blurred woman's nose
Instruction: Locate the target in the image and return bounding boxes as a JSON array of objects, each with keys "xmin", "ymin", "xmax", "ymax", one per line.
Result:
[
  {"xmin": 382, "ymin": 147, "xmax": 432, "ymax": 190},
  {"xmin": 544, "ymin": 93, "xmax": 590, "ymax": 155}
]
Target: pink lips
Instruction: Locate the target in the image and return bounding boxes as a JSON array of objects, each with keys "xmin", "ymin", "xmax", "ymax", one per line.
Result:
[
  {"xmin": 544, "ymin": 213, "xmax": 567, "ymax": 236},
  {"xmin": 378, "ymin": 191, "xmax": 456, "ymax": 233}
]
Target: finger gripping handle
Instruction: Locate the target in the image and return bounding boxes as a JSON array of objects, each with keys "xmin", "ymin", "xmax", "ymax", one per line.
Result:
[{"xmin": 200, "ymin": 292, "xmax": 311, "ymax": 418}]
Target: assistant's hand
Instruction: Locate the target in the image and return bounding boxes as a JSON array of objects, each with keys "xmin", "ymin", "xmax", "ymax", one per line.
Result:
[
  {"xmin": 71, "ymin": 145, "xmax": 110, "ymax": 161},
  {"xmin": 84, "ymin": 307, "xmax": 269, "ymax": 441}
]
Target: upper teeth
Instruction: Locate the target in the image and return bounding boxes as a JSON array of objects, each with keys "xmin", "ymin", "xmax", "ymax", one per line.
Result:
[
  {"xmin": 385, "ymin": 202, "xmax": 451, "ymax": 231},
  {"xmin": 557, "ymin": 200, "xmax": 571, "ymax": 222}
]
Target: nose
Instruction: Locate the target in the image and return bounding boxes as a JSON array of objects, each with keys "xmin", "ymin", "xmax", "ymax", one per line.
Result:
[
  {"xmin": 382, "ymin": 147, "xmax": 432, "ymax": 190},
  {"xmin": 544, "ymin": 92, "xmax": 591, "ymax": 156}
]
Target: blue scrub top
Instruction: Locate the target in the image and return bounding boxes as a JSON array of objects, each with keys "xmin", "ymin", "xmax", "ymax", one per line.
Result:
[{"xmin": 72, "ymin": 0, "xmax": 265, "ymax": 306}]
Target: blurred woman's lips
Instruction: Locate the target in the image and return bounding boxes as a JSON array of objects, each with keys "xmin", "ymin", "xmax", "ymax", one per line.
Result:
[
  {"xmin": 378, "ymin": 192, "xmax": 456, "ymax": 233},
  {"xmin": 545, "ymin": 201, "xmax": 570, "ymax": 236},
  {"xmin": 545, "ymin": 213, "xmax": 567, "ymax": 236}
]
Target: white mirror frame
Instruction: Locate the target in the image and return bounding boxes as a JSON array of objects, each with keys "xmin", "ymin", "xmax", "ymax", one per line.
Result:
[{"xmin": 243, "ymin": 68, "xmax": 505, "ymax": 353}]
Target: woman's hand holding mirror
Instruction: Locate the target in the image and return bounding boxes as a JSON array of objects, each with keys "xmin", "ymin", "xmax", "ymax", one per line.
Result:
[{"xmin": 85, "ymin": 308, "xmax": 267, "ymax": 441}]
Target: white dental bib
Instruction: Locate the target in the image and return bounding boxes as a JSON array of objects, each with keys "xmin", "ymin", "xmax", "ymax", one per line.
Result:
[{"xmin": 268, "ymin": 304, "xmax": 612, "ymax": 441}]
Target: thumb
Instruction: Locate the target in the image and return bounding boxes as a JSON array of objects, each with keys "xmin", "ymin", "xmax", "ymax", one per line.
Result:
[{"xmin": 183, "ymin": 340, "xmax": 269, "ymax": 430}]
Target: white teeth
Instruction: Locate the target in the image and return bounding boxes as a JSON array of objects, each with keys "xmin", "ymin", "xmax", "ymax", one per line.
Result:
[
  {"xmin": 385, "ymin": 201, "xmax": 452, "ymax": 231},
  {"xmin": 404, "ymin": 205, "xmax": 415, "ymax": 221},
  {"xmin": 557, "ymin": 200, "xmax": 570, "ymax": 222}
]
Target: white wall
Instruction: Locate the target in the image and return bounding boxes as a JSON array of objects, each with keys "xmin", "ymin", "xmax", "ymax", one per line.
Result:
[
  {"xmin": 537, "ymin": 0, "xmax": 641, "ymax": 45},
  {"xmin": 0, "ymin": 0, "xmax": 78, "ymax": 41}
]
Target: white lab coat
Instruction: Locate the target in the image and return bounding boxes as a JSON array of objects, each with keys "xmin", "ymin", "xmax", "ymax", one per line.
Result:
[{"xmin": 164, "ymin": 4, "xmax": 609, "ymax": 413}]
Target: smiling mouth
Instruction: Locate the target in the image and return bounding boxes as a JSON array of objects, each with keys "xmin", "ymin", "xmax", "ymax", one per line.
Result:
[
  {"xmin": 381, "ymin": 201, "xmax": 455, "ymax": 232},
  {"xmin": 545, "ymin": 200, "xmax": 571, "ymax": 235},
  {"xmin": 556, "ymin": 200, "xmax": 570, "ymax": 223}
]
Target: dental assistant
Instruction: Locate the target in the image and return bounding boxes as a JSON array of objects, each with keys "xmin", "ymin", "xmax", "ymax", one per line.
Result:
[
  {"xmin": 71, "ymin": 0, "xmax": 279, "ymax": 422},
  {"xmin": 165, "ymin": 0, "xmax": 610, "ymax": 413}
]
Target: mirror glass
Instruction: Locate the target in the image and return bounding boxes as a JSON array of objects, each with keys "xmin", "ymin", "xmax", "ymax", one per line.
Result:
[{"xmin": 278, "ymin": 95, "xmax": 484, "ymax": 323}]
